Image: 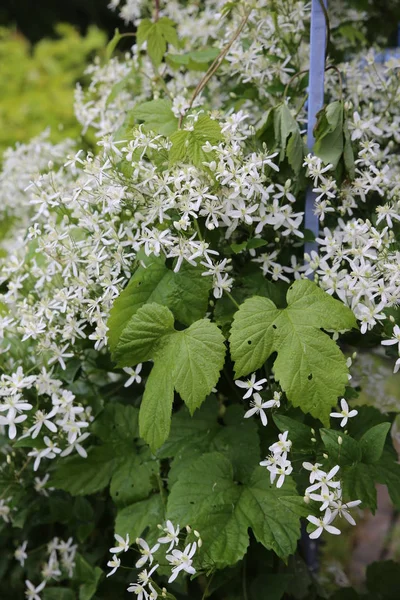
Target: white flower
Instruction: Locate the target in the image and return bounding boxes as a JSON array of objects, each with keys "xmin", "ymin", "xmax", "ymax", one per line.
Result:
[
  {"xmin": 109, "ymin": 533, "xmax": 130, "ymax": 554},
  {"xmin": 0, "ymin": 499, "xmax": 11, "ymax": 523},
  {"xmin": 157, "ymin": 520, "xmax": 180, "ymax": 552},
  {"xmin": 28, "ymin": 437, "xmax": 61, "ymax": 472},
  {"xmin": 25, "ymin": 580, "xmax": 46, "ymax": 600},
  {"xmin": 307, "ymin": 508, "xmax": 341, "ymax": 539},
  {"xmin": 302, "ymin": 462, "xmax": 325, "ymax": 484},
  {"xmin": 135, "ymin": 538, "xmax": 160, "ymax": 568},
  {"xmin": 28, "ymin": 407, "xmax": 58, "ymax": 439},
  {"xmin": 137, "ymin": 564, "xmax": 159, "ymax": 587},
  {"xmin": 269, "ymin": 431, "xmax": 292, "ymax": 458},
  {"xmin": 330, "ymin": 491, "xmax": 361, "ymax": 526},
  {"xmin": 330, "ymin": 398, "xmax": 358, "ymax": 427},
  {"xmin": 306, "ymin": 465, "xmax": 341, "ymax": 495},
  {"xmin": 15, "ymin": 541, "xmax": 28, "ymax": 566},
  {"xmin": 0, "ymin": 412, "xmax": 27, "ymax": 439},
  {"xmin": 167, "ymin": 542, "xmax": 197, "ymax": 583},
  {"xmin": 266, "ymin": 456, "xmax": 293, "ymax": 488},
  {"xmin": 235, "ymin": 373, "xmax": 267, "ymax": 399},
  {"xmin": 106, "ymin": 555, "xmax": 121, "ymax": 577},
  {"xmin": 381, "ymin": 325, "xmax": 400, "ymax": 353},
  {"xmin": 244, "ymin": 393, "xmax": 274, "ymax": 426},
  {"xmin": 123, "ymin": 364, "xmax": 142, "ymax": 387}
]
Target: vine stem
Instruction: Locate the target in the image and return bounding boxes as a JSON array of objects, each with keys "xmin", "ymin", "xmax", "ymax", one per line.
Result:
[
  {"xmin": 178, "ymin": 7, "xmax": 253, "ymax": 128},
  {"xmin": 154, "ymin": 0, "xmax": 160, "ymax": 21},
  {"xmin": 283, "ymin": 68, "xmax": 309, "ymax": 99},
  {"xmin": 224, "ymin": 290, "xmax": 240, "ymax": 310},
  {"xmin": 201, "ymin": 572, "xmax": 215, "ymax": 600}
]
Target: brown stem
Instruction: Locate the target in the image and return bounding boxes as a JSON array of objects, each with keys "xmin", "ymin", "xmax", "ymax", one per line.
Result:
[
  {"xmin": 155, "ymin": 0, "xmax": 160, "ymax": 21},
  {"xmin": 178, "ymin": 7, "xmax": 252, "ymax": 128}
]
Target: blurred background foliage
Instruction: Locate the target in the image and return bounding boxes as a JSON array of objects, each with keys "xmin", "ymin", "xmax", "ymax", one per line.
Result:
[
  {"xmin": 0, "ymin": 0, "xmax": 399, "ymax": 157},
  {"xmin": 0, "ymin": 24, "xmax": 106, "ymax": 156}
]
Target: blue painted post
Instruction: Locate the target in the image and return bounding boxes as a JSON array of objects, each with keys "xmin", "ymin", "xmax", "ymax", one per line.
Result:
[{"xmin": 305, "ymin": 0, "xmax": 328, "ymax": 266}]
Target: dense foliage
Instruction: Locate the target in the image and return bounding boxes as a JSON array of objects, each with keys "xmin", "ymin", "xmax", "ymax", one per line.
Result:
[
  {"xmin": 0, "ymin": 24, "xmax": 106, "ymax": 156},
  {"xmin": 0, "ymin": 1, "xmax": 400, "ymax": 599}
]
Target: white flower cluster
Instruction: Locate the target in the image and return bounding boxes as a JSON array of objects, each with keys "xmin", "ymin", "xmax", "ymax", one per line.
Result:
[
  {"xmin": 107, "ymin": 521, "xmax": 201, "ymax": 597},
  {"xmin": 0, "ymin": 366, "xmax": 93, "ymax": 472},
  {"xmin": 260, "ymin": 431, "xmax": 293, "ymax": 488},
  {"xmin": 24, "ymin": 537, "xmax": 77, "ymax": 600},
  {"xmin": 304, "ymin": 462, "xmax": 361, "ymax": 539}
]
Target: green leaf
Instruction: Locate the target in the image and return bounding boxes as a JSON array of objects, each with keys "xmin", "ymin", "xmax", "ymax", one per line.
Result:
[
  {"xmin": 139, "ymin": 357, "xmax": 175, "ymax": 451},
  {"xmin": 108, "ymin": 256, "xmax": 211, "ymax": 352},
  {"xmin": 115, "ymin": 493, "xmax": 164, "ymax": 542},
  {"xmin": 91, "ymin": 403, "xmax": 139, "ymax": 448},
  {"xmin": 273, "ymin": 414, "xmax": 314, "ymax": 449},
  {"xmin": 113, "ymin": 302, "xmax": 175, "ymax": 366},
  {"xmin": 230, "ymin": 279, "xmax": 356, "ymax": 424},
  {"xmin": 105, "ymin": 28, "xmax": 123, "ymax": 61},
  {"xmin": 342, "ymin": 463, "xmax": 377, "ymax": 512},
  {"xmin": 320, "ymin": 429, "xmax": 361, "ymax": 466},
  {"xmin": 167, "ymin": 452, "xmax": 303, "ymax": 568},
  {"xmin": 136, "ymin": 19, "xmax": 153, "ymax": 49},
  {"xmin": 137, "ymin": 17, "xmax": 178, "ymax": 67},
  {"xmin": 374, "ymin": 450, "xmax": 400, "ymax": 509},
  {"xmin": 167, "ymin": 48, "xmax": 220, "ymax": 71},
  {"xmin": 169, "ymin": 115, "xmax": 223, "ymax": 167},
  {"xmin": 343, "ymin": 119, "xmax": 355, "ymax": 179},
  {"xmin": 110, "ymin": 449, "xmax": 158, "ymax": 507},
  {"xmin": 314, "ymin": 101, "xmax": 344, "ymax": 169},
  {"xmin": 75, "ymin": 554, "xmax": 103, "ymax": 600},
  {"xmin": 43, "ymin": 589, "xmax": 76, "ymax": 600},
  {"xmin": 132, "ymin": 99, "xmax": 178, "ymax": 135},
  {"xmin": 359, "ymin": 423, "xmax": 391, "ymax": 464},
  {"xmin": 114, "ymin": 304, "xmax": 225, "ymax": 450},
  {"xmin": 50, "ymin": 446, "xmax": 116, "ymax": 496}
]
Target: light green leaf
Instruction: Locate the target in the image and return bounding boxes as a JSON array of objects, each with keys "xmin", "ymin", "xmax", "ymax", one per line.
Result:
[
  {"xmin": 105, "ymin": 28, "xmax": 123, "ymax": 61},
  {"xmin": 137, "ymin": 17, "xmax": 178, "ymax": 67},
  {"xmin": 147, "ymin": 27, "xmax": 167, "ymax": 68},
  {"xmin": 136, "ymin": 19, "xmax": 153, "ymax": 49},
  {"xmin": 343, "ymin": 118, "xmax": 355, "ymax": 179},
  {"xmin": 139, "ymin": 357, "xmax": 175, "ymax": 451},
  {"xmin": 169, "ymin": 115, "xmax": 223, "ymax": 167},
  {"xmin": 359, "ymin": 422, "xmax": 391, "ymax": 464},
  {"xmin": 50, "ymin": 446, "xmax": 117, "ymax": 496},
  {"xmin": 172, "ymin": 318, "xmax": 226, "ymax": 412},
  {"xmin": 115, "ymin": 493, "xmax": 164, "ymax": 542},
  {"xmin": 114, "ymin": 304, "xmax": 225, "ymax": 449},
  {"xmin": 314, "ymin": 101, "xmax": 344, "ymax": 169},
  {"xmin": 167, "ymin": 452, "xmax": 302, "ymax": 568},
  {"xmin": 108, "ymin": 256, "xmax": 211, "ymax": 352},
  {"xmin": 230, "ymin": 279, "xmax": 356, "ymax": 424},
  {"xmin": 133, "ymin": 99, "xmax": 178, "ymax": 135},
  {"xmin": 167, "ymin": 48, "xmax": 219, "ymax": 71},
  {"xmin": 114, "ymin": 302, "xmax": 175, "ymax": 366}
]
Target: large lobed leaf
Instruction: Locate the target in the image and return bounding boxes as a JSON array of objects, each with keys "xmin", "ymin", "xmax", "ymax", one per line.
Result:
[
  {"xmin": 230, "ymin": 279, "xmax": 357, "ymax": 425},
  {"xmin": 167, "ymin": 452, "xmax": 305, "ymax": 568},
  {"xmin": 113, "ymin": 303, "xmax": 226, "ymax": 450}
]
